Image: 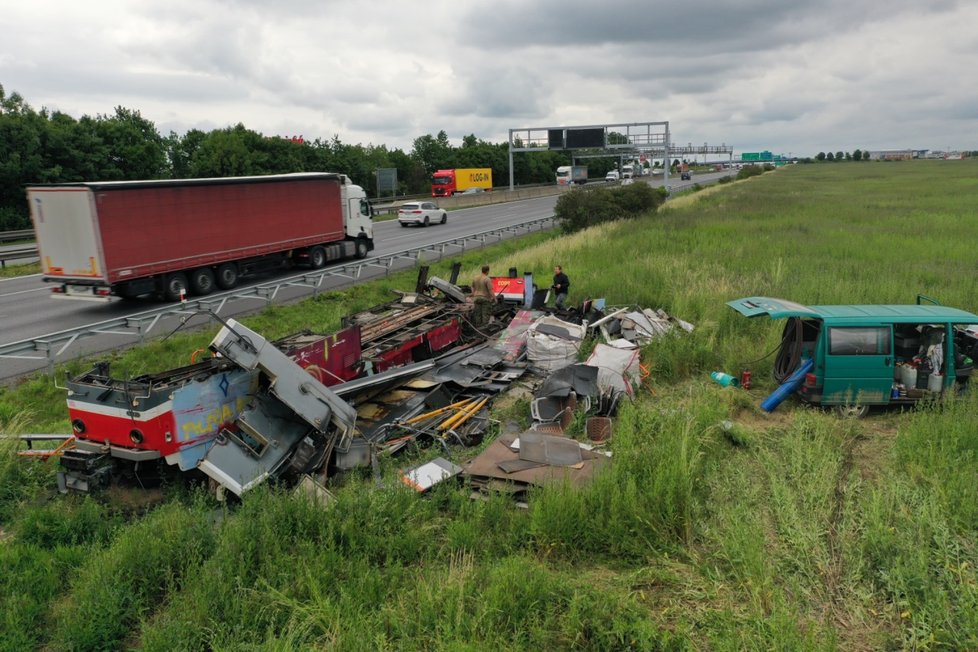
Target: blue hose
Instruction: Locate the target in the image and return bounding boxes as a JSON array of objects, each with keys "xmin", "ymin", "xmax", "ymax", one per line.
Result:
[{"xmin": 760, "ymin": 358, "xmax": 814, "ymax": 412}]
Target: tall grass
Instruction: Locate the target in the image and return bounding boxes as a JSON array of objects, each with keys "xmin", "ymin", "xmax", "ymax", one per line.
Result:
[
  {"xmin": 2, "ymin": 161, "xmax": 978, "ymax": 648},
  {"xmin": 850, "ymin": 392, "xmax": 978, "ymax": 649}
]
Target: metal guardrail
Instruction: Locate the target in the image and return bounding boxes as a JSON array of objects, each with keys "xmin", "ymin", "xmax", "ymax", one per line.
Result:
[
  {"xmin": 0, "ymin": 229, "xmax": 34, "ymax": 244},
  {"xmin": 0, "ymin": 216, "xmax": 556, "ymax": 375},
  {"xmin": 0, "ymin": 245, "xmax": 38, "ymax": 268}
]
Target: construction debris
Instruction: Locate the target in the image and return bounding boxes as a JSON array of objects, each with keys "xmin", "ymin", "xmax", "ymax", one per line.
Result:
[
  {"xmin": 526, "ymin": 315, "xmax": 586, "ymax": 371},
  {"xmin": 463, "ymin": 433, "xmax": 610, "ymax": 501},
  {"xmin": 401, "ymin": 457, "xmax": 464, "ymax": 492},
  {"xmin": 26, "ymin": 263, "xmax": 694, "ymax": 504}
]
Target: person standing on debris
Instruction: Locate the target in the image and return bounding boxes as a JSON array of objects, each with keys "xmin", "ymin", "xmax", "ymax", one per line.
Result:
[
  {"xmin": 471, "ymin": 264, "xmax": 495, "ymax": 327},
  {"xmin": 552, "ymin": 265, "xmax": 570, "ymax": 309}
]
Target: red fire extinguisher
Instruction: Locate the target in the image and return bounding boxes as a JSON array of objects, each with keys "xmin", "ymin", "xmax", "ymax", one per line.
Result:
[{"xmin": 740, "ymin": 369, "xmax": 752, "ymax": 390}]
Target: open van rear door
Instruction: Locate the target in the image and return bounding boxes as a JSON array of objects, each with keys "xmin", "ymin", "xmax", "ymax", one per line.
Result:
[{"xmin": 726, "ymin": 297, "xmax": 818, "ymax": 319}]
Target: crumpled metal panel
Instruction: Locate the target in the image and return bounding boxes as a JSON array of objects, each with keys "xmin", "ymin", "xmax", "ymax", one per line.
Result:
[
  {"xmin": 210, "ymin": 319, "xmax": 357, "ymax": 451},
  {"xmin": 197, "ymin": 396, "xmax": 310, "ymax": 496},
  {"xmin": 536, "ymin": 364, "xmax": 599, "ymax": 399}
]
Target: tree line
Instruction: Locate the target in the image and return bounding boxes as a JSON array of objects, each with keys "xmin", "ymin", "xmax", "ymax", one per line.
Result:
[
  {"xmin": 815, "ymin": 150, "xmax": 871, "ymax": 161},
  {"xmin": 0, "ymin": 84, "xmax": 579, "ymax": 231}
]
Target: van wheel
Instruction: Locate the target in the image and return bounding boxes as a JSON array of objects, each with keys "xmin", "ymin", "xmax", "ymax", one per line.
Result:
[
  {"xmin": 189, "ymin": 267, "xmax": 215, "ymax": 295},
  {"xmin": 215, "ymin": 263, "xmax": 239, "ymax": 290},
  {"xmin": 440, "ymin": 212, "xmax": 447, "ymax": 224},
  {"xmin": 162, "ymin": 273, "xmax": 189, "ymax": 302},
  {"xmin": 309, "ymin": 246, "xmax": 327, "ymax": 268},
  {"xmin": 833, "ymin": 404, "xmax": 869, "ymax": 419}
]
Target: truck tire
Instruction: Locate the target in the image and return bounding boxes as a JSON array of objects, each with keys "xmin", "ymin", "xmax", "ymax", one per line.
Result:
[
  {"xmin": 189, "ymin": 267, "xmax": 216, "ymax": 295},
  {"xmin": 440, "ymin": 212, "xmax": 447, "ymax": 224},
  {"xmin": 162, "ymin": 273, "xmax": 189, "ymax": 302},
  {"xmin": 355, "ymin": 238, "xmax": 369, "ymax": 259},
  {"xmin": 310, "ymin": 246, "xmax": 327, "ymax": 269},
  {"xmin": 215, "ymin": 263, "xmax": 239, "ymax": 290}
]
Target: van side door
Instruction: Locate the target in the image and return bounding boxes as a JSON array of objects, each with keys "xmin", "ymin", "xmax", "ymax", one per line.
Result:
[{"xmin": 822, "ymin": 325, "xmax": 893, "ymax": 405}]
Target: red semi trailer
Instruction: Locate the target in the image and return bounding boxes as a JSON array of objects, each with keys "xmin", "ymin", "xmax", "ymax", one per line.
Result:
[{"xmin": 27, "ymin": 172, "xmax": 375, "ymax": 301}]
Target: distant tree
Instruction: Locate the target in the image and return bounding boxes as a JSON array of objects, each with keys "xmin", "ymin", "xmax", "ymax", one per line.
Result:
[
  {"xmin": 95, "ymin": 107, "xmax": 167, "ymax": 179},
  {"xmin": 461, "ymin": 133, "xmax": 478, "ymax": 148},
  {"xmin": 607, "ymin": 131, "xmax": 629, "ymax": 146},
  {"xmin": 411, "ymin": 131, "xmax": 454, "ymax": 176},
  {"xmin": 844, "ymin": 152, "xmax": 852, "ymax": 161},
  {"xmin": 816, "ymin": 152, "xmax": 826, "ymax": 161},
  {"xmin": 862, "ymin": 150, "xmax": 871, "ymax": 161},
  {"xmin": 852, "ymin": 148, "xmax": 862, "ymax": 161},
  {"xmin": 166, "ymin": 128, "xmax": 206, "ymax": 178},
  {"xmin": 835, "ymin": 151, "xmax": 844, "ymax": 161},
  {"xmin": 826, "ymin": 152, "xmax": 834, "ymax": 161},
  {"xmin": 188, "ymin": 125, "xmax": 260, "ymax": 177}
]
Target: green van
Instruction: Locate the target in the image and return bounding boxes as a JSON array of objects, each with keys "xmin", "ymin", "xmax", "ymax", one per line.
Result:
[{"xmin": 728, "ymin": 296, "xmax": 978, "ymax": 416}]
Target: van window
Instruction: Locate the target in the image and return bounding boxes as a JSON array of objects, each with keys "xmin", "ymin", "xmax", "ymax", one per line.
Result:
[{"xmin": 829, "ymin": 327, "xmax": 891, "ymax": 355}]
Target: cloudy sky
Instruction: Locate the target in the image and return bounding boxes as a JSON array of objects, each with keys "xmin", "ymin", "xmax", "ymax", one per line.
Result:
[{"xmin": 2, "ymin": 0, "xmax": 975, "ymax": 156}]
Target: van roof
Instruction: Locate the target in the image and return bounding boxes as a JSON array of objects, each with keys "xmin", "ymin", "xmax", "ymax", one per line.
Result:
[{"xmin": 727, "ymin": 296, "xmax": 978, "ymax": 323}]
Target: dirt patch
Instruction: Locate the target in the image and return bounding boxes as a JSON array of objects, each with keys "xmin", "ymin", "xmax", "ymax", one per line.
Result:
[
  {"xmin": 103, "ymin": 485, "xmax": 166, "ymax": 515},
  {"xmin": 820, "ymin": 418, "xmax": 903, "ymax": 649},
  {"xmin": 848, "ymin": 419, "xmax": 900, "ymax": 485}
]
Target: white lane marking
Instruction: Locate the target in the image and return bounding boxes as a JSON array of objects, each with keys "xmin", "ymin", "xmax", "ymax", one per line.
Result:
[
  {"xmin": 0, "ymin": 286, "xmax": 49, "ymax": 298},
  {"xmin": 0, "ymin": 273, "xmax": 42, "ymax": 283}
]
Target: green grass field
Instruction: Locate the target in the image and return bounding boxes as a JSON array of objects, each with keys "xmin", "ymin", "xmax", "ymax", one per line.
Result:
[{"xmin": 2, "ymin": 160, "xmax": 978, "ymax": 650}]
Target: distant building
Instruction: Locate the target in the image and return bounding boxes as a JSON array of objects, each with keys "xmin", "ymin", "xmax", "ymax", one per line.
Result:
[{"xmin": 866, "ymin": 149, "xmax": 925, "ymax": 161}]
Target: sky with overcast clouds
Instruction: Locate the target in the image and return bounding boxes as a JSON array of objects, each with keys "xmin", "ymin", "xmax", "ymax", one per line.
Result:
[{"xmin": 1, "ymin": 0, "xmax": 976, "ymax": 157}]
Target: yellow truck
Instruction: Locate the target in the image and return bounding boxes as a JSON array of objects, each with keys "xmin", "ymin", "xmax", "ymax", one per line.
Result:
[{"xmin": 431, "ymin": 168, "xmax": 493, "ymax": 197}]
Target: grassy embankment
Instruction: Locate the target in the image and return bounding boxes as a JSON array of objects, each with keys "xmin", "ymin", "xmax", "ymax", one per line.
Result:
[
  {"xmin": 0, "ymin": 262, "xmax": 39, "ymax": 279},
  {"xmin": 2, "ymin": 160, "xmax": 978, "ymax": 650}
]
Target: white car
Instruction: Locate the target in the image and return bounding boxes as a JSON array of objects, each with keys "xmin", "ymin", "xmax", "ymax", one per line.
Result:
[
  {"xmin": 605, "ymin": 170, "xmax": 620, "ymax": 182},
  {"xmin": 398, "ymin": 201, "xmax": 447, "ymax": 227}
]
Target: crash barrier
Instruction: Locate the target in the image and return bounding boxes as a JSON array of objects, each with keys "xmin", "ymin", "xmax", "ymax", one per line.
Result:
[
  {"xmin": 0, "ymin": 245, "xmax": 39, "ymax": 268},
  {"xmin": 0, "ymin": 216, "xmax": 556, "ymax": 380},
  {"xmin": 0, "ymin": 229, "xmax": 34, "ymax": 244}
]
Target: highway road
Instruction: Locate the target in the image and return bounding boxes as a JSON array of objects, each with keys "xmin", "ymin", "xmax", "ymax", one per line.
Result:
[{"xmin": 0, "ymin": 172, "xmax": 729, "ymax": 381}]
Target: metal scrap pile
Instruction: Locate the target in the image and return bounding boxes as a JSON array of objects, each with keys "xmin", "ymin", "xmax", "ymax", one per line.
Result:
[{"xmin": 42, "ymin": 266, "xmax": 694, "ymax": 505}]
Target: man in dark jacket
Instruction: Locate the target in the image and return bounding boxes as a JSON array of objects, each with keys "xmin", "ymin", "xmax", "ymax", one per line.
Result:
[{"xmin": 552, "ymin": 265, "xmax": 570, "ymax": 309}]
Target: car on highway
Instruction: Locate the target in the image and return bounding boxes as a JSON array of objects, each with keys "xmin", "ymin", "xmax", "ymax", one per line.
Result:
[
  {"xmin": 605, "ymin": 170, "xmax": 620, "ymax": 182},
  {"xmin": 459, "ymin": 187, "xmax": 485, "ymax": 195},
  {"xmin": 398, "ymin": 201, "xmax": 447, "ymax": 227},
  {"xmin": 681, "ymin": 170, "xmax": 692, "ymax": 180}
]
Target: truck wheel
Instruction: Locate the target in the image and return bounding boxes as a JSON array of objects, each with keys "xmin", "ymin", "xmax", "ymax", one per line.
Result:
[
  {"xmin": 354, "ymin": 238, "xmax": 369, "ymax": 259},
  {"xmin": 310, "ymin": 246, "xmax": 327, "ymax": 269},
  {"xmin": 215, "ymin": 263, "xmax": 239, "ymax": 290},
  {"xmin": 440, "ymin": 212, "xmax": 447, "ymax": 224},
  {"xmin": 423, "ymin": 216, "xmax": 430, "ymax": 227},
  {"xmin": 162, "ymin": 273, "xmax": 189, "ymax": 302},
  {"xmin": 189, "ymin": 267, "xmax": 216, "ymax": 295}
]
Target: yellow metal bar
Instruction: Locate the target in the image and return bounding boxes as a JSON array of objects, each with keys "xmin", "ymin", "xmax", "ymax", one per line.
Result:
[
  {"xmin": 402, "ymin": 398, "xmax": 474, "ymax": 425},
  {"xmin": 439, "ymin": 396, "xmax": 489, "ymax": 432}
]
